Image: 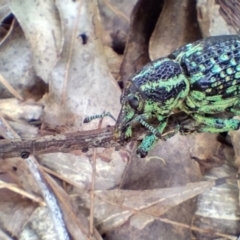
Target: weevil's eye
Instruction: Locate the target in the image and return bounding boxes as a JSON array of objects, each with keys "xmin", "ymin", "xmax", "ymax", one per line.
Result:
[{"xmin": 127, "ymin": 95, "xmax": 139, "ymax": 110}]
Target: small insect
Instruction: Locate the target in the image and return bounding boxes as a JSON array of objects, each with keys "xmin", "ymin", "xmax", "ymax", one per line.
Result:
[{"xmin": 86, "ymin": 35, "xmax": 240, "ymax": 158}]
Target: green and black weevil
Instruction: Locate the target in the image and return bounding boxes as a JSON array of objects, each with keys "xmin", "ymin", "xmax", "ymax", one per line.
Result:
[{"xmin": 86, "ymin": 35, "xmax": 240, "ymax": 158}]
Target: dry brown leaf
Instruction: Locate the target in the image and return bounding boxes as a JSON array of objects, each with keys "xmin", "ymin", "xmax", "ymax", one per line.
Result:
[
  {"xmin": 0, "ymin": 1, "xmax": 11, "ymax": 23},
  {"xmin": 10, "ymin": 0, "xmax": 62, "ymax": 82},
  {"xmin": 0, "ymin": 188, "xmax": 37, "ymax": 238},
  {"xmin": 44, "ymin": 170, "xmax": 102, "ymax": 240},
  {"xmin": 39, "ymin": 150, "xmax": 127, "ymax": 191},
  {"xmin": 0, "ymin": 98, "xmax": 43, "ymax": 123},
  {"xmin": 0, "ymin": 0, "xmax": 240, "ymax": 239},
  {"xmin": 42, "ymin": 0, "xmax": 121, "ymax": 130},
  {"xmin": 149, "ymin": 0, "xmax": 201, "ymax": 59},
  {"xmin": 75, "ymin": 180, "xmax": 214, "ymax": 234},
  {"xmin": 193, "ymin": 164, "xmax": 240, "ymax": 239},
  {"xmin": 120, "ymin": 0, "xmax": 164, "ymax": 84},
  {"xmin": 219, "ymin": 0, "xmax": 240, "ymax": 33},
  {"xmin": 0, "ymin": 20, "xmax": 41, "ymax": 99},
  {"xmin": 197, "ymin": 0, "xmax": 237, "ymax": 37}
]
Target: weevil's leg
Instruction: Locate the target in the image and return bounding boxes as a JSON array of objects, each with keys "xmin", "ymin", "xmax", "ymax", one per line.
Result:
[
  {"xmin": 114, "ymin": 113, "xmax": 152, "ymax": 142},
  {"xmin": 162, "ymin": 124, "xmax": 180, "ymax": 140},
  {"xmin": 129, "ymin": 113, "xmax": 170, "ymax": 138},
  {"xmin": 125, "ymin": 113, "xmax": 159, "ymax": 135},
  {"xmin": 83, "ymin": 111, "xmax": 116, "ymax": 123},
  {"xmin": 128, "ymin": 113, "xmax": 152, "ymax": 125},
  {"xmin": 121, "ymin": 125, "xmax": 132, "ymax": 139},
  {"xmin": 193, "ymin": 114, "xmax": 240, "ymax": 132},
  {"xmin": 136, "ymin": 134, "xmax": 158, "ymax": 158},
  {"xmin": 138, "ymin": 117, "xmax": 181, "ymax": 140},
  {"xmin": 138, "ymin": 118, "xmax": 160, "ymax": 137},
  {"xmin": 136, "ymin": 121, "xmax": 168, "ymax": 158}
]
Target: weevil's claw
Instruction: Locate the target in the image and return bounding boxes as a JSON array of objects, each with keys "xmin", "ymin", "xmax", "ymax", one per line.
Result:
[
  {"xmin": 155, "ymin": 132, "xmax": 162, "ymax": 138},
  {"xmin": 136, "ymin": 148, "xmax": 148, "ymax": 158}
]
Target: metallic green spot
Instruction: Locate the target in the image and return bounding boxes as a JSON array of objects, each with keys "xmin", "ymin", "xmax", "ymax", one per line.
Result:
[
  {"xmin": 199, "ymin": 64, "xmax": 205, "ymax": 71},
  {"xmin": 191, "ymin": 62, "xmax": 197, "ymax": 68},
  {"xmin": 230, "ymin": 59, "xmax": 237, "ymax": 66},
  {"xmin": 210, "ymin": 58, "xmax": 216, "ymax": 64},
  {"xmin": 220, "ymin": 71, "xmax": 226, "ymax": 78},
  {"xmin": 226, "ymin": 68, "xmax": 233, "ymax": 75},
  {"xmin": 210, "ymin": 77, "xmax": 216, "ymax": 83},
  {"xmin": 206, "ymin": 89, "xmax": 211, "ymax": 93},
  {"xmin": 236, "ymin": 64, "xmax": 240, "ymax": 71},
  {"xmin": 212, "ymin": 65, "xmax": 222, "ymax": 73},
  {"xmin": 220, "ymin": 54, "xmax": 229, "ymax": 61},
  {"xmin": 235, "ymin": 72, "xmax": 240, "ymax": 79}
]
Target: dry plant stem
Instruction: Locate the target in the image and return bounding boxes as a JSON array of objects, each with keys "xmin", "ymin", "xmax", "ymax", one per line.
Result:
[
  {"xmin": 90, "ymin": 119, "xmax": 103, "ymax": 237},
  {"xmin": 0, "ymin": 73, "xmax": 23, "ymax": 100},
  {"xmin": 90, "ymin": 148, "xmax": 97, "ymax": 238},
  {"xmin": 238, "ymin": 179, "xmax": 240, "ymax": 219},
  {"xmin": 119, "ymin": 149, "xmax": 131, "ymax": 189},
  {"xmin": 0, "ymin": 114, "xmax": 21, "ymax": 139},
  {"xmin": 23, "ymin": 155, "xmax": 70, "ymax": 240},
  {"xmin": 0, "ymin": 127, "xmax": 117, "ymax": 159},
  {"xmin": 61, "ymin": 0, "xmax": 82, "ymax": 104},
  {"xmin": 0, "ymin": 112, "xmax": 196, "ymax": 158},
  {"xmin": 43, "ymin": 170, "xmax": 94, "ymax": 239},
  {"xmin": 0, "ymin": 179, "xmax": 45, "ymax": 206},
  {"xmin": 42, "ymin": 166, "xmax": 86, "ymax": 191}
]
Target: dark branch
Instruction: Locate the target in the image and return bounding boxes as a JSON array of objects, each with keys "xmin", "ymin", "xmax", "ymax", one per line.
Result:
[
  {"xmin": 0, "ymin": 113, "xmax": 197, "ymax": 159},
  {"xmin": 0, "ymin": 127, "xmax": 117, "ymax": 158}
]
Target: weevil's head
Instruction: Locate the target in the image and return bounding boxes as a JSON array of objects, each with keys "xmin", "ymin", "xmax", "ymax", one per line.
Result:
[{"xmin": 114, "ymin": 58, "xmax": 189, "ymax": 142}]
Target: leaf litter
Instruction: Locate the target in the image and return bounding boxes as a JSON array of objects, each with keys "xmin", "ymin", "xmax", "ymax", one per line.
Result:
[{"xmin": 0, "ymin": 0, "xmax": 239, "ymax": 240}]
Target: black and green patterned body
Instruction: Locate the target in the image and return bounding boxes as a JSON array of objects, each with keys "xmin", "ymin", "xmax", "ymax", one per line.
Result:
[{"xmin": 115, "ymin": 35, "xmax": 240, "ymax": 157}]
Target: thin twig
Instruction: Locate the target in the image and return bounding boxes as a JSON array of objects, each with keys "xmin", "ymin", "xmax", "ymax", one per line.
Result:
[
  {"xmin": 0, "ymin": 126, "xmax": 116, "ymax": 159},
  {"xmin": 89, "ymin": 117, "xmax": 103, "ymax": 237},
  {"xmin": 61, "ymin": 0, "xmax": 83, "ymax": 104},
  {"xmin": 0, "ymin": 179, "xmax": 45, "ymax": 206},
  {"xmin": 0, "ymin": 112, "xmax": 197, "ymax": 159},
  {"xmin": 0, "ymin": 114, "xmax": 21, "ymax": 139},
  {"xmin": 89, "ymin": 145, "xmax": 97, "ymax": 238},
  {"xmin": 0, "ymin": 73, "xmax": 23, "ymax": 101}
]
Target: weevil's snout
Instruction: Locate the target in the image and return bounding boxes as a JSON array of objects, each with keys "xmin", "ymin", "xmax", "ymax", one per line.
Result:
[
  {"xmin": 114, "ymin": 108, "xmax": 131, "ymax": 139},
  {"xmin": 114, "ymin": 82, "xmax": 145, "ymax": 142},
  {"xmin": 114, "ymin": 103, "xmax": 135, "ymax": 142}
]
